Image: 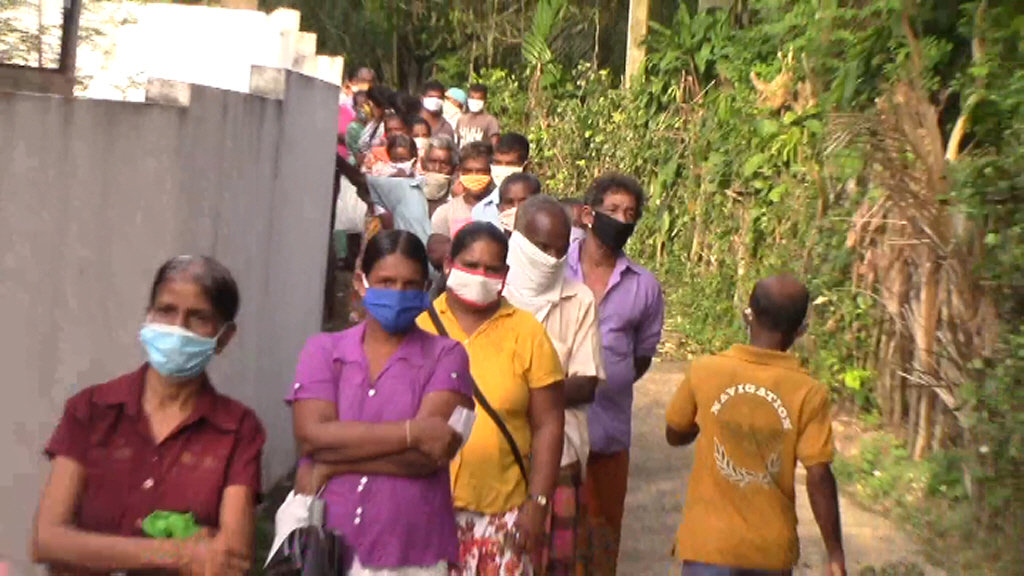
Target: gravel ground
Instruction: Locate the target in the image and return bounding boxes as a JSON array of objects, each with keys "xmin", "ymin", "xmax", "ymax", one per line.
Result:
[{"xmin": 616, "ymin": 361, "xmax": 943, "ymax": 576}]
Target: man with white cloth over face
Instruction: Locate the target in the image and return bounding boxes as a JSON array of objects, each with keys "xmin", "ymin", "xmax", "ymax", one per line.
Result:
[{"xmin": 502, "ymin": 194, "xmax": 605, "ymax": 576}]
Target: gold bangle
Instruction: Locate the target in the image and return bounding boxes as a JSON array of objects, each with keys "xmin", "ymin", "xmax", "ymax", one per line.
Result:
[{"xmin": 405, "ymin": 419, "xmax": 412, "ymax": 448}]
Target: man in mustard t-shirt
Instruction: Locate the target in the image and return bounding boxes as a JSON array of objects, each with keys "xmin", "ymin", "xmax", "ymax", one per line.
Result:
[{"xmin": 665, "ymin": 275, "xmax": 846, "ymax": 576}]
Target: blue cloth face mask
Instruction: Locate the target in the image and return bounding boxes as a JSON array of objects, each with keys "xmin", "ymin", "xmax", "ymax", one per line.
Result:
[
  {"xmin": 362, "ymin": 278, "xmax": 429, "ymax": 334},
  {"xmin": 139, "ymin": 323, "xmax": 223, "ymax": 379}
]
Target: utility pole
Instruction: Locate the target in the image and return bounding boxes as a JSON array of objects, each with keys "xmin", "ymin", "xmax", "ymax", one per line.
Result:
[{"xmin": 624, "ymin": 0, "xmax": 650, "ymax": 88}]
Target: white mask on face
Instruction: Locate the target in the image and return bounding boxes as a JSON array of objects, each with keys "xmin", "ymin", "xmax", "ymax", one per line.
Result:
[
  {"xmin": 502, "ymin": 231, "xmax": 565, "ymax": 318},
  {"xmin": 423, "ymin": 96, "xmax": 443, "ymax": 113},
  {"xmin": 380, "ymin": 158, "xmax": 416, "ymax": 177},
  {"xmin": 446, "ymin": 266, "xmax": 505, "ymax": 308},
  {"xmin": 443, "ymin": 101, "xmax": 462, "ymax": 123},
  {"xmin": 467, "ymin": 98, "xmax": 485, "ymax": 113},
  {"xmin": 490, "ymin": 164, "xmax": 523, "ymax": 188},
  {"xmin": 498, "ymin": 207, "xmax": 518, "ymax": 232},
  {"xmin": 414, "ymin": 137, "xmax": 430, "ymax": 158}
]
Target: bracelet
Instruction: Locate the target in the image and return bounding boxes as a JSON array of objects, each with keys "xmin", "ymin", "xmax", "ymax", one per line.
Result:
[{"xmin": 405, "ymin": 419, "xmax": 412, "ymax": 448}]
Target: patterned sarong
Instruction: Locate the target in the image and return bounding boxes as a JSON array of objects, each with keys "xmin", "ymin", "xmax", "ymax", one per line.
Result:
[{"xmin": 535, "ymin": 463, "xmax": 584, "ymax": 576}]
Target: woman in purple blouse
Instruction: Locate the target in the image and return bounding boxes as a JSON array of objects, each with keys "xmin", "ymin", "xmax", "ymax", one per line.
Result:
[{"xmin": 287, "ymin": 230, "xmax": 474, "ymax": 576}]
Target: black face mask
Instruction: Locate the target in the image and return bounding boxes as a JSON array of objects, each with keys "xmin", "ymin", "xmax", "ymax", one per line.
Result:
[{"xmin": 591, "ymin": 210, "xmax": 636, "ymax": 252}]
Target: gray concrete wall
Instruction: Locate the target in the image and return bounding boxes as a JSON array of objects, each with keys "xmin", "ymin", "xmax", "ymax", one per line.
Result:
[{"xmin": 0, "ymin": 69, "xmax": 336, "ymax": 575}]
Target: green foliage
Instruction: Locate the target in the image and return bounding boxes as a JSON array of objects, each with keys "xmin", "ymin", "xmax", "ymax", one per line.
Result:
[
  {"xmin": 480, "ymin": 1, "xmax": 1020, "ymax": 569},
  {"xmin": 835, "ymin": 432, "xmax": 1018, "ymax": 574}
]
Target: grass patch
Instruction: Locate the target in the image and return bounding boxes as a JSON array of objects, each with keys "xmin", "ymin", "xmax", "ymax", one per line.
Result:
[{"xmin": 834, "ymin": 433, "xmax": 1020, "ymax": 575}]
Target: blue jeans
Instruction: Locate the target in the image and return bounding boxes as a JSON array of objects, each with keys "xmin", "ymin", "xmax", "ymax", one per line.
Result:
[{"xmin": 682, "ymin": 561, "xmax": 792, "ymax": 576}]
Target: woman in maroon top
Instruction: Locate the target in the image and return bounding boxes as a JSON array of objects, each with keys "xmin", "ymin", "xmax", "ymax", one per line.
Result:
[{"xmin": 32, "ymin": 256, "xmax": 266, "ymax": 576}]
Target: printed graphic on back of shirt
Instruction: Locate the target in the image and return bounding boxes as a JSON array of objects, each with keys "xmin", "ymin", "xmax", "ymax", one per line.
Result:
[
  {"xmin": 710, "ymin": 383, "xmax": 792, "ymax": 488},
  {"xmin": 459, "ymin": 125, "xmax": 485, "ymax": 144}
]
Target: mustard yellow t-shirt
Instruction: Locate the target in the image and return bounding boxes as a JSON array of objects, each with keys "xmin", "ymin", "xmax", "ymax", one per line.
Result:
[
  {"xmin": 417, "ymin": 294, "xmax": 564, "ymax": 514},
  {"xmin": 665, "ymin": 345, "xmax": 835, "ymax": 570}
]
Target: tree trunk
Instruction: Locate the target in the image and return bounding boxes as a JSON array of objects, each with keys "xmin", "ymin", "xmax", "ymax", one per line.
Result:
[
  {"xmin": 912, "ymin": 257, "xmax": 940, "ymax": 460},
  {"xmin": 931, "ymin": 402, "xmax": 948, "ymax": 452},
  {"xmin": 907, "ymin": 383, "xmax": 920, "ymax": 446}
]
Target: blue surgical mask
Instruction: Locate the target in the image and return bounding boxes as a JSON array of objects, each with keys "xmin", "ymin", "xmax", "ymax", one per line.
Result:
[
  {"xmin": 362, "ymin": 279, "xmax": 429, "ymax": 334},
  {"xmin": 139, "ymin": 323, "xmax": 223, "ymax": 379}
]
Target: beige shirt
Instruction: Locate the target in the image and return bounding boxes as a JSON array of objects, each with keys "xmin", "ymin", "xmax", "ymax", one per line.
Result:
[
  {"xmin": 430, "ymin": 195, "xmax": 474, "ymax": 238},
  {"xmin": 531, "ymin": 279, "xmax": 605, "ymax": 470}
]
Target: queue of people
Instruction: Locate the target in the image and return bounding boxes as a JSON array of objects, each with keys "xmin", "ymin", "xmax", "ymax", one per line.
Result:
[{"xmin": 30, "ymin": 68, "xmax": 846, "ymax": 576}]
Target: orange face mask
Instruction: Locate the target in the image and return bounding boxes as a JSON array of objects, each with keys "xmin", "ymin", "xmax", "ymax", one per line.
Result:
[{"xmin": 459, "ymin": 174, "xmax": 492, "ymax": 193}]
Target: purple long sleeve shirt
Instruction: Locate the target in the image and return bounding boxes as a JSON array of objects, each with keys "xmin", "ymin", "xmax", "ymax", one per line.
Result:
[
  {"xmin": 286, "ymin": 323, "xmax": 474, "ymax": 569},
  {"xmin": 566, "ymin": 239, "xmax": 665, "ymax": 454}
]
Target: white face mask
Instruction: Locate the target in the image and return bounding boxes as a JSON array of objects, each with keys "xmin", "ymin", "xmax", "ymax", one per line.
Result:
[
  {"xmin": 467, "ymin": 98, "xmax": 485, "ymax": 113},
  {"xmin": 491, "ymin": 164, "xmax": 523, "ymax": 188},
  {"xmin": 443, "ymin": 101, "xmax": 462, "ymax": 122},
  {"xmin": 414, "ymin": 137, "xmax": 430, "ymax": 158},
  {"xmin": 446, "ymin": 266, "xmax": 505, "ymax": 308},
  {"xmin": 422, "ymin": 96, "xmax": 443, "ymax": 113},
  {"xmin": 498, "ymin": 207, "xmax": 518, "ymax": 232},
  {"xmin": 503, "ymin": 231, "xmax": 565, "ymax": 317},
  {"xmin": 381, "ymin": 158, "xmax": 416, "ymax": 177}
]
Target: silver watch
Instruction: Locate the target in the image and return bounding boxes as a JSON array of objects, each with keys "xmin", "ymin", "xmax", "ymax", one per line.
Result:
[{"xmin": 530, "ymin": 494, "xmax": 550, "ymax": 508}]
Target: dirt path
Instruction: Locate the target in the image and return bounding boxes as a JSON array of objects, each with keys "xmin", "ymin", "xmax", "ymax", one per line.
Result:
[{"xmin": 617, "ymin": 361, "xmax": 943, "ymax": 576}]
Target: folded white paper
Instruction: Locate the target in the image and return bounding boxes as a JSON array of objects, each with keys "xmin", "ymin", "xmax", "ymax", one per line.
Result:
[{"xmin": 448, "ymin": 406, "xmax": 476, "ymax": 449}]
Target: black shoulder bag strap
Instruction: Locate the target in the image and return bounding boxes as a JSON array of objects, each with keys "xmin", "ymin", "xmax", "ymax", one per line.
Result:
[{"xmin": 427, "ymin": 304, "xmax": 529, "ymax": 483}]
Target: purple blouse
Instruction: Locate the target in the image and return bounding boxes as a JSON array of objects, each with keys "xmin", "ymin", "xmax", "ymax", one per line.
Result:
[{"xmin": 286, "ymin": 323, "xmax": 474, "ymax": 569}]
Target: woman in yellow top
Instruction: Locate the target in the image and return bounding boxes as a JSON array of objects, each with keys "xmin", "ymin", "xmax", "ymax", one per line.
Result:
[{"xmin": 418, "ymin": 221, "xmax": 565, "ymax": 576}]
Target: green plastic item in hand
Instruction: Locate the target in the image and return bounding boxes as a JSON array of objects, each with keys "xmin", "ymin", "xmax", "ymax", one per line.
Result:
[{"xmin": 141, "ymin": 511, "xmax": 200, "ymax": 540}]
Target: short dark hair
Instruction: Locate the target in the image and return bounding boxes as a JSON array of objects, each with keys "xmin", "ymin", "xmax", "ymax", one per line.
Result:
[
  {"xmin": 451, "ymin": 221, "xmax": 508, "ymax": 261},
  {"xmin": 366, "ymin": 85, "xmax": 392, "ymax": 109},
  {"xmin": 584, "ymin": 173, "xmax": 646, "ymax": 219},
  {"xmin": 409, "ymin": 116, "xmax": 431, "ymax": 135},
  {"xmin": 469, "ymin": 83, "xmax": 488, "ymax": 97},
  {"xmin": 499, "ymin": 173, "xmax": 541, "ymax": 204},
  {"xmin": 386, "ymin": 133, "xmax": 417, "ymax": 159},
  {"xmin": 397, "ymin": 93, "xmax": 423, "ymax": 118},
  {"xmin": 149, "ymin": 256, "xmax": 240, "ymax": 324},
  {"xmin": 494, "ymin": 133, "xmax": 530, "ymax": 163},
  {"xmin": 749, "ymin": 281, "xmax": 809, "ymax": 336},
  {"xmin": 384, "ymin": 112, "xmax": 408, "ymax": 132},
  {"xmin": 422, "ymin": 79, "xmax": 445, "ymax": 95},
  {"xmin": 459, "ymin": 141, "xmax": 493, "ymax": 166},
  {"xmin": 361, "ymin": 230, "xmax": 429, "ymax": 282},
  {"xmin": 516, "ymin": 194, "xmax": 569, "ymax": 233}
]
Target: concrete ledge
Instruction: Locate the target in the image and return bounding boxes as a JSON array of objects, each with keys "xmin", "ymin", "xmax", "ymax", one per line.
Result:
[
  {"xmin": 0, "ymin": 64, "xmax": 74, "ymax": 97},
  {"xmin": 268, "ymin": 7, "xmax": 301, "ymax": 32},
  {"xmin": 145, "ymin": 78, "xmax": 192, "ymax": 106},
  {"xmin": 250, "ymin": 66, "xmax": 286, "ymax": 100},
  {"xmin": 314, "ymin": 55, "xmax": 344, "ymax": 86}
]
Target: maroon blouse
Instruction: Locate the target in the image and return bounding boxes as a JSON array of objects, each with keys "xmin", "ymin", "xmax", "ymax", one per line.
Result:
[{"xmin": 45, "ymin": 365, "xmax": 265, "ymax": 535}]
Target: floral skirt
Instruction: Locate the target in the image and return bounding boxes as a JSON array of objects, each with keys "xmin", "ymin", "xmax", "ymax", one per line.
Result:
[
  {"xmin": 349, "ymin": 557, "xmax": 449, "ymax": 576},
  {"xmin": 454, "ymin": 508, "xmax": 532, "ymax": 576}
]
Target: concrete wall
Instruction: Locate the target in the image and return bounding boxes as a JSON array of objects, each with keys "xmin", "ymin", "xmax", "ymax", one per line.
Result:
[{"xmin": 0, "ymin": 69, "xmax": 337, "ymax": 575}]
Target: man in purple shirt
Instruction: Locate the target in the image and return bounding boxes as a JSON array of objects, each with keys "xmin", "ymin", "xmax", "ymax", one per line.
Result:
[{"xmin": 566, "ymin": 173, "xmax": 664, "ymax": 575}]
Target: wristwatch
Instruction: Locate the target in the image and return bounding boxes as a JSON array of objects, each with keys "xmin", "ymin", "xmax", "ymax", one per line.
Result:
[{"xmin": 530, "ymin": 494, "xmax": 550, "ymax": 508}]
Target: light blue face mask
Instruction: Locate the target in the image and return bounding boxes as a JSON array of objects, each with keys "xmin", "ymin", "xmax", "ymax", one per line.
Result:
[{"xmin": 139, "ymin": 323, "xmax": 224, "ymax": 380}]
